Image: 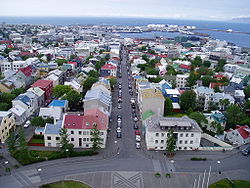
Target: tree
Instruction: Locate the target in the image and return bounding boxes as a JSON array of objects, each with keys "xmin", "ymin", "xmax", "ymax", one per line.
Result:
[
  {"xmin": 88, "ymin": 70, "xmax": 99, "ymax": 78},
  {"xmin": 244, "ymin": 99, "xmax": 250, "ymax": 112},
  {"xmin": 203, "ymin": 61, "xmax": 211, "ymax": 68},
  {"xmin": 214, "ymin": 85, "xmax": 221, "ymax": 93},
  {"xmin": 62, "ymin": 90, "xmax": 82, "ymax": 107},
  {"xmin": 0, "ymin": 103, "xmax": 9, "ymax": 111},
  {"xmin": 188, "ymin": 112, "xmax": 208, "ymax": 127},
  {"xmin": 225, "ymin": 104, "xmax": 244, "ymax": 129},
  {"xmin": 219, "ymin": 99, "xmax": 230, "ymax": 111},
  {"xmin": 179, "ymin": 91, "xmax": 197, "ymax": 112},
  {"xmin": 166, "ymin": 130, "xmax": 176, "ymax": 155},
  {"xmin": 187, "ymin": 71, "xmax": 200, "ymax": 87},
  {"xmin": 17, "ymin": 128, "xmax": 30, "ymax": 160},
  {"xmin": 137, "ymin": 64, "xmax": 147, "ymax": 71},
  {"xmin": 142, "ymin": 54, "xmax": 149, "ymax": 63},
  {"xmin": 166, "ymin": 65, "xmax": 177, "ymax": 75},
  {"xmin": 70, "ymin": 54, "xmax": 77, "ymax": 60},
  {"xmin": 148, "ymin": 76, "xmax": 163, "ymax": 83},
  {"xmin": 11, "ymin": 88, "xmax": 26, "ymax": 96},
  {"xmin": 243, "ymin": 85, "xmax": 250, "ymax": 99},
  {"xmin": 83, "ymin": 77, "xmax": 98, "ymax": 90},
  {"xmin": 191, "ymin": 56, "xmax": 202, "ymax": 68},
  {"xmin": 164, "ymin": 98, "xmax": 173, "ymax": 116},
  {"xmin": 146, "ymin": 68, "xmax": 158, "ymax": 75},
  {"xmin": 215, "ymin": 59, "xmax": 226, "ymax": 72},
  {"xmin": 55, "ymin": 59, "xmax": 67, "ymax": 66},
  {"xmin": 108, "ymin": 78, "xmax": 117, "ymax": 90},
  {"xmin": 30, "ymin": 116, "xmax": 54, "ymax": 127},
  {"xmin": 59, "ymin": 128, "xmax": 74, "ymax": 156},
  {"xmin": 149, "ymin": 59, "xmax": 158, "ymax": 68},
  {"xmin": 52, "ymin": 85, "xmax": 72, "ymax": 98},
  {"xmin": 6, "ymin": 131, "xmax": 16, "ymax": 155},
  {"xmin": 91, "ymin": 123, "xmax": 102, "ymax": 152},
  {"xmin": 201, "ymin": 76, "xmax": 216, "ymax": 87}
]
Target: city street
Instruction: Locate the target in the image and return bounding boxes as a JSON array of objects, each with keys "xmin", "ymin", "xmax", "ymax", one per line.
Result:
[{"xmin": 0, "ymin": 47, "xmax": 250, "ymax": 188}]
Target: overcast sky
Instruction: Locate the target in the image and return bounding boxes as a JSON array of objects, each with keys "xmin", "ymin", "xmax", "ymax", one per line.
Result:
[{"xmin": 1, "ymin": 0, "xmax": 250, "ymax": 20}]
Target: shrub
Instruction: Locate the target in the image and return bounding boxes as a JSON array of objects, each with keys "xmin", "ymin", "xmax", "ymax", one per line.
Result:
[
  {"xmin": 155, "ymin": 172, "xmax": 161, "ymax": 177},
  {"xmin": 33, "ymin": 135, "xmax": 44, "ymax": 139},
  {"xmin": 13, "ymin": 164, "xmax": 19, "ymax": 169},
  {"xmin": 165, "ymin": 173, "xmax": 171, "ymax": 178},
  {"xmin": 5, "ymin": 167, "xmax": 11, "ymax": 172},
  {"xmin": 190, "ymin": 157, "xmax": 207, "ymax": 161}
]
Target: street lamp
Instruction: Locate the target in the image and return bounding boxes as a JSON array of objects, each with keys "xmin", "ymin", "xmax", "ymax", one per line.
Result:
[
  {"xmin": 170, "ymin": 160, "xmax": 174, "ymax": 164},
  {"xmin": 37, "ymin": 168, "xmax": 42, "ymax": 172},
  {"xmin": 66, "ymin": 149, "xmax": 69, "ymax": 158},
  {"xmin": 217, "ymin": 160, "xmax": 222, "ymax": 175}
]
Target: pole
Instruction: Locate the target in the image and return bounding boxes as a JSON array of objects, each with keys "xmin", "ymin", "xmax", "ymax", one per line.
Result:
[
  {"xmin": 201, "ymin": 169, "xmax": 206, "ymax": 188},
  {"xmin": 206, "ymin": 166, "xmax": 211, "ymax": 188},
  {"xmin": 197, "ymin": 174, "xmax": 201, "ymax": 188}
]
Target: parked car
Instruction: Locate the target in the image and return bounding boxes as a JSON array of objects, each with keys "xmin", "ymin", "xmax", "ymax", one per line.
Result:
[
  {"xmin": 119, "ymin": 85, "xmax": 122, "ymax": 89},
  {"xmin": 116, "ymin": 127, "xmax": 121, "ymax": 133},
  {"xmin": 134, "ymin": 123, "xmax": 138, "ymax": 129},
  {"xmin": 118, "ymin": 103, "xmax": 122, "ymax": 109},
  {"xmin": 241, "ymin": 147, "xmax": 250, "ymax": 156},
  {"xmin": 23, "ymin": 124, "xmax": 29, "ymax": 128},
  {"xmin": 134, "ymin": 116, "xmax": 138, "ymax": 122},
  {"xmin": 129, "ymin": 90, "xmax": 133, "ymax": 96},
  {"xmin": 135, "ymin": 142, "xmax": 141, "ymax": 149},
  {"xmin": 132, "ymin": 112, "xmax": 136, "ymax": 118},
  {"xmin": 117, "ymin": 132, "xmax": 122, "ymax": 138},
  {"xmin": 128, "ymin": 84, "xmax": 132, "ymax": 89},
  {"xmin": 136, "ymin": 135, "xmax": 141, "ymax": 142},
  {"xmin": 135, "ymin": 130, "xmax": 141, "ymax": 135},
  {"xmin": 118, "ymin": 99, "xmax": 122, "ymax": 103},
  {"xmin": 118, "ymin": 92, "xmax": 122, "ymax": 98}
]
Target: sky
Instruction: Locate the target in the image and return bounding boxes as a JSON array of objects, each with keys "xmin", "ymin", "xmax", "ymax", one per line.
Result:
[{"xmin": 1, "ymin": 0, "xmax": 250, "ymax": 21}]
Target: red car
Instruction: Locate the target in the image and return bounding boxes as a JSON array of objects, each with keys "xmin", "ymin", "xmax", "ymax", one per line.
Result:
[{"xmin": 135, "ymin": 130, "xmax": 141, "ymax": 135}]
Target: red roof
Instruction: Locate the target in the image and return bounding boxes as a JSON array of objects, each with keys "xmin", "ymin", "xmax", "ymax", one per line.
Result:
[
  {"xmin": 7, "ymin": 45, "xmax": 14, "ymax": 48},
  {"xmin": 179, "ymin": 64, "xmax": 191, "ymax": 70},
  {"xmin": 63, "ymin": 109, "xmax": 108, "ymax": 130},
  {"xmin": 101, "ymin": 63, "xmax": 117, "ymax": 70},
  {"xmin": 31, "ymin": 80, "xmax": 53, "ymax": 89},
  {"xmin": 111, "ymin": 57, "xmax": 120, "ymax": 61},
  {"xmin": 214, "ymin": 75, "xmax": 225, "ymax": 78},
  {"xmin": 209, "ymin": 82, "xmax": 223, "ymax": 89},
  {"xmin": 18, "ymin": 66, "xmax": 33, "ymax": 77},
  {"xmin": 235, "ymin": 125, "xmax": 250, "ymax": 139},
  {"xmin": 0, "ymin": 40, "xmax": 11, "ymax": 44},
  {"xmin": 68, "ymin": 62, "xmax": 77, "ymax": 66}
]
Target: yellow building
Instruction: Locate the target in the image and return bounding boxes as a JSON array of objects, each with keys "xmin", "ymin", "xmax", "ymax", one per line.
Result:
[{"xmin": 0, "ymin": 111, "xmax": 16, "ymax": 143}]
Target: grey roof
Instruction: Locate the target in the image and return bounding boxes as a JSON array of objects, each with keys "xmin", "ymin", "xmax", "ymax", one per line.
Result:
[
  {"xmin": 224, "ymin": 86, "xmax": 235, "ymax": 93},
  {"xmin": 146, "ymin": 116, "xmax": 202, "ymax": 133},
  {"xmin": 83, "ymin": 89, "xmax": 111, "ymax": 106},
  {"xmin": 44, "ymin": 120, "xmax": 62, "ymax": 135}
]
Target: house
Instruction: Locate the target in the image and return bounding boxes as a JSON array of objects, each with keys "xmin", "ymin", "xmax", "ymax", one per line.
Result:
[
  {"xmin": 205, "ymin": 111, "xmax": 227, "ymax": 133},
  {"xmin": 0, "ymin": 111, "xmax": 16, "ymax": 143},
  {"xmin": 18, "ymin": 66, "xmax": 36, "ymax": 86},
  {"xmin": 9, "ymin": 105, "xmax": 26, "ymax": 125},
  {"xmin": 64, "ymin": 79, "xmax": 83, "ymax": 93},
  {"xmin": 224, "ymin": 86, "xmax": 235, "ymax": 96},
  {"xmin": 177, "ymin": 64, "xmax": 191, "ymax": 73},
  {"xmin": 176, "ymin": 74, "xmax": 189, "ymax": 88},
  {"xmin": 195, "ymin": 86, "xmax": 214, "ymax": 111},
  {"xmin": 234, "ymin": 90, "xmax": 245, "ymax": 104},
  {"xmin": 44, "ymin": 120, "xmax": 63, "ymax": 147},
  {"xmin": 209, "ymin": 82, "xmax": 224, "ymax": 91},
  {"xmin": 91, "ymin": 78, "xmax": 111, "ymax": 95},
  {"xmin": 212, "ymin": 93, "xmax": 235, "ymax": 110},
  {"xmin": 138, "ymin": 88, "xmax": 165, "ymax": 117},
  {"xmin": 31, "ymin": 80, "xmax": 53, "ymax": 101},
  {"xmin": 224, "ymin": 125, "xmax": 250, "ymax": 145},
  {"xmin": 48, "ymin": 100, "xmax": 68, "ymax": 113},
  {"xmin": 62, "ymin": 109, "xmax": 108, "ymax": 148},
  {"xmin": 83, "ymin": 89, "xmax": 112, "ymax": 115},
  {"xmin": 100, "ymin": 63, "xmax": 117, "ymax": 78},
  {"xmin": 39, "ymin": 107, "xmax": 63, "ymax": 123},
  {"xmin": 27, "ymin": 87, "xmax": 45, "ymax": 107},
  {"xmin": 163, "ymin": 89, "xmax": 180, "ymax": 103},
  {"xmin": 145, "ymin": 116, "xmax": 202, "ymax": 151},
  {"xmin": 162, "ymin": 75, "xmax": 176, "ymax": 87},
  {"xmin": 230, "ymin": 77, "xmax": 243, "ymax": 90}
]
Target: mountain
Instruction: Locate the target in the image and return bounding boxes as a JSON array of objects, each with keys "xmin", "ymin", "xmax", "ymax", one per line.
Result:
[{"xmin": 232, "ymin": 17, "xmax": 250, "ymax": 23}]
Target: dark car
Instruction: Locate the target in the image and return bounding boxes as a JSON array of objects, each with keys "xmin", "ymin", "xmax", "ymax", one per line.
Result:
[
  {"xmin": 131, "ymin": 103, "xmax": 136, "ymax": 109},
  {"xmin": 241, "ymin": 147, "xmax": 250, "ymax": 156},
  {"xmin": 117, "ymin": 115, "xmax": 122, "ymax": 120},
  {"xmin": 117, "ymin": 132, "xmax": 122, "ymax": 138},
  {"xmin": 134, "ymin": 123, "xmax": 138, "ymax": 129},
  {"xmin": 118, "ymin": 99, "xmax": 122, "ymax": 103},
  {"xmin": 129, "ymin": 91, "xmax": 133, "ymax": 96},
  {"xmin": 132, "ymin": 112, "xmax": 136, "ymax": 118},
  {"xmin": 128, "ymin": 84, "xmax": 132, "ymax": 89}
]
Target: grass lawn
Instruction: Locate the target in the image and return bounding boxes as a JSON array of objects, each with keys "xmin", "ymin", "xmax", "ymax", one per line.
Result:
[
  {"xmin": 166, "ymin": 113, "xmax": 187, "ymax": 118},
  {"xmin": 40, "ymin": 180, "xmax": 91, "ymax": 188},
  {"xmin": 29, "ymin": 138, "xmax": 45, "ymax": 144},
  {"xmin": 209, "ymin": 179, "xmax": 250, "ymax": 188}
]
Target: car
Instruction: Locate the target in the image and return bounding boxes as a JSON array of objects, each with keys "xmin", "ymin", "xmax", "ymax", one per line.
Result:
[
  {"xmin": 117, "ymin": 132, "xmax": 122, "ymax": 138},
  {"xmin": 117, "ymin": 121, "xmax": 121, "ymax": 127},
  {"xmin": 136, "ymin": 135, "xmax": 141, "ymax": 142},
  {"xmin": 128, "ymin": 77, "xmax": 131, "ymax": 80},
  {"xmin": 119, "ymin": 85, "xmax": 122, "ymax": 89},
  {"xmin": 134, "ymin": 123, "xmax": 138, "ymax": 129},
  {"xmin": 118, "ymin": 99, "xmax": 122, "ymax": 103},
  {"xmin": 116, "ymin": 127, "xmax": 121, "ymax": 133},
  {"xmin": 24, "ymin": 124, "xmax": 29, "ymax": 128},
  {"xmin": 128, "ymin": 84, "xmax": 132, "ymax": 89},
  {"xmin": 132, "ymin": 108, "xmax": 136, "ymax": 113},
  {"xmin": 129, "ymin": 91, "xmax": 133, "ymax": 96},
  {"xmin": 132, "ymin": 112, "xmax": 136, "ymax": 118},
  {"xmin": 118, "ymin": 92, "xmax": 122, "ymax": 98},
  {"xmin": 241, "ymin": 147, "xmax": 250, "ymax": 156},
  {"xmin": 135, "ymin": 142, "xmax": 141, "ymax": 149},
  {"xmin": 131, "ymin": 104, "xmax": 136, "ymax": 109},
  {"xmin": 130, "ymin": 98, "xmax": 135, "ymax": 104},
  {"xmin": 134, "ymin": 116, "xmax": 138, "ymax": 122},
  {"xmin": 119, "ymin": 82, "xmax": 122, "ymax": 85},
  {"xmin": 117, "ymin": 103, "xmax": 122, "ymax": 109},
  {"xmin": 26, "ymin": 120, "xmax": 31, "ymax": 125},
  {"xmin": 117, "ymin": 115, "xmax": 122, "ymax": 120},
  {"xmin": 135, "ymin": 130, "xmax": 141, "ymax": 135}
]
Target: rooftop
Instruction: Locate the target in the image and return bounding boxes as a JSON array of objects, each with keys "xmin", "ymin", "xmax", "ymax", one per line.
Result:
[
  {"xmin": 31, "ymin": 80, "xmax": 53, "ymax": 89},
  {"xmin": 44, "ymin": 120, "xmax": 63, "ymax": 135},
  {"xmin": 141, "ymin": 88, "xmax": 164, "ymax": 100},
  {"xmin": 48, "ymin": 100, "xmax": 68, "ymax": 107}
]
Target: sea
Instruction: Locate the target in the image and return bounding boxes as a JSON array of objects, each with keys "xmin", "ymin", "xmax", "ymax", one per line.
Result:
[{"xmin": 0, "ymin": 16, "xmax": 250, "ymax": 48}]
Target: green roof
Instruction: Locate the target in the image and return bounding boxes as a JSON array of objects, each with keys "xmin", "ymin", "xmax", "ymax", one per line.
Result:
[{"xmin": 142, "ymin": 110, "xmax": 155, "ymax": 121}]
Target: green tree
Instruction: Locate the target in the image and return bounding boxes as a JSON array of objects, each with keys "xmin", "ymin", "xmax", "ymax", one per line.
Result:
[
  {"xmin": 201, "ymin": 76, "xmax": 216, "ymax": 87},
  {"xmin": 142, "ymin": 54, "xmax": 149, "ymax": 63},
  {"xmin": 62, "ymin": 90, "xmax": 82, "ymax": 107},
  {"xmin": 244, "ymin": 100, "xmax": 250, "ymax": 112},
  {"xmin": 179, "ymin": 91, "xmax": 197, "ymax": 112},
  {"xmin": 69, "ymin": 54, "xmax": 77, "ymax": 60},
  {"xmin": 166, "ymin": 65, "xmax": 177, "ymax": 75},
  {"xmin": 166, "ymin": 130, "xmax": 176, "ymax": 155},
  {"xmin": 243, "ymin": 85, "xmax": 250, "ymax": 99},
  {"xmin": 52, "ymin": 85, "xmax": 72, "ymax": 98},
  {"xmin": 108, "ymin": 78, "xmax": 117, "ymax": 90},
  {"xmin": 146, "ymin": 68, "xmax": 158, "ymax": 75},
  {"xmin": 17, "ymin": 128, "xmax": 30, "ymax": 160},
  {"xmin": 191, "ymin": 56, "xmax": 202, "ymax": 68},
  {"xmin": 214, "ymin": 85, "xmax": 221, "ymax": 93},
  {"xmin": 105, "ymin": 54, "xmax": 110, "ymax": 61},
  {"xmin": 137, "ymin": 64, "xmax": 147, "ymax": 71},
  {"xmin": 83, "ymin": 77, "xmax": 98, "ymax": 90},
  {"xmin": 219, "ymin": 99, "xmax": 230, "ymax": 111},
  {"xmin": 55, "ymin": 59, "xmax": 67, "ymax": 66},
  {"xmin": 11, "ymin": 88, "xmax": 26, "ymax": 96},
  {"xmin": 6, "ymin": 131, "xmax": 16, "ymax": 155},
  {"xmin": 0, "ymin": 103, "xmax": 9, "ymax": 111},
  {"xmin": 164, "ymin": 98, "xmax": 173, "ymax": 116},
  {"xmin": 188, "ymin": 112, "xmax": 208, "ymax": 127},
  {"xmin": 149, "ymin": 59, "xmax": 158, "ymax": 68},
  {"xmin": 148, "ymin": 76, "xmax": 163, "ymax": 83},
  {"xmin": 215, "ymin": 59, "xmax": 226, "ymax": 72},
  {"xmin": 225, "ymin": 104, "xmax": 244, "ymax": 129},
  {"xmin": 187, "ymin": 71, "xmax": 200, "ymax": 87},
  {"xmin": 30, "ymin": 116, "xmax": 54, "ymax": 127},
  {"xmin": 91, "ymin": 123, "xmax": 102, "ymax": 152},
  {"xmin": 59, "ymin": 128, "xmax": 74, "ymax": 157},
  {"xmin": 88, "ymin": 70, "xmax": 99, "ymax": 78},
  {"xmin": 203, "ymin": 61, "xmax": 211, "ymax": 68}
]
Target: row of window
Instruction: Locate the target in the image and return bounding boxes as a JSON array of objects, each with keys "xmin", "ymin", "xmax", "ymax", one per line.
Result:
[
  {"xmin": 154, "ymin": 146, "xmax": 192, "ymax": 150},
  {"xmin": 70, "ymin": 130, "xmax": 104, "ymax": 136},
  {"xmin": 179, "ymin": 140, "xmax": 194, "ymax": 144},
  {"xmin": 46, "ymin": 136, "xmax": 104, "ymax": 142},
  {"xmin": 155, "ymin": 132, "xmax": 194, "ymax": 137}
]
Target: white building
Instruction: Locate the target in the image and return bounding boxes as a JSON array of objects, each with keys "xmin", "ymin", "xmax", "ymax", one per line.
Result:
[
  {"xmin": 224, "ymin": 125, "xmax": 250, "ymax": 145},
  {"xmin": 195, "ymin": 86, "xmax": 214, "ymax": 111},
  {"xmin": 145, "ymin": 116, "xmax": 202, "ymax": 151},
  {"xmin": 176, "ymin": 74, "xmax": 189, "ymax": 88}
]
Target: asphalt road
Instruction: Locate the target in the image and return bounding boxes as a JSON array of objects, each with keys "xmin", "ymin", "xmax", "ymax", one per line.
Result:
[{"xmin": 0, "ymin": 47, "xmax": 250, "ymax": 188}]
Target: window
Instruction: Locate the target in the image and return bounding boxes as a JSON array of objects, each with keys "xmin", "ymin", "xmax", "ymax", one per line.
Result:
[
  {"xmin": 100, "ymin": 132, "xmax": 104, "ymax": 136},
  {"xmin": 161, "ymin": 140, "xmax": 164, "ymax": 144},
  {"xmin": 86, "ymin": 138, "xmax": 89, "ymax": 141},
  {"xmin": 71, "ymin": 138, "xmax": 74, "ymax": 141},
  {"xmin": 179, "ymin": 147, "xmax": 182, "ymax": 150},
  {"xmin": 155, "ymin": 140, "xmax": 158, "ymax": 144},
  {"xmin": 186, "ymin": 133, "xmax": 189, "ymax": 137},
  {"xmin": 179, "ymin": 140, "xmax": 183, "ymax": 144},
  {"xmin": 83, "ymin": 138, "xmax": 86, "ymax": 141},
  {"xmin": 79, "ymin": 131, "xmax": 82, "ymax": 135},
  {"xmin": 86, "ymin": 144, "xmax": 89, "ymax": 148},
  {"xmin": 190, "ymin": 140, "xmax": 193, "ymax": 144},
  {"xmin": 160, "ymin": 147, "xmax": 164, "ymax": 149},
  {"xmin": 184, "ymin": 147, "xmax": 187, "ymax": 150},
  {"xmin": 47, "ymin": 136, "xmax": 51, "ymax": 140},
  {"xmin": 56, "ymin": 137, "xmax": 60, "ymax": 140},
  {"xmin": 156, "ymin": 133, "xmax": 159, "ymax": 137},
  {"xmin": 161, "ymin": 133, "xmax": 164, "ymax": 137},
  {"xmin": 71, "ymin": 131, "xmax": 74, "ymax": 134},
  {"xmin": 48, "ymin": 143, "xmax": 51, "ymax": 147},
  {"xmin": 180, "ymin": 133, "xmax": 183, "ymax": 137},
  {"xmin": 191, "ymin": 133, "xmax": 194, "ymax": 137},
  {"xmin": 185, "ymin": 140, "xmax": 188, "ymax": 144}
]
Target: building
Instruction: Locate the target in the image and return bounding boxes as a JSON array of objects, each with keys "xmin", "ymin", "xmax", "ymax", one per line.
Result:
[
  {"xmin": 48, "ymin": 100, "xmax": 68, "ymax": 113},
  {"xmin": 230, "ymin": 77, "xmax": 243, "ymax": 90},
  {"xmin": 39, "ymin": 107, "xmax": 63, "ymax": 123},
  {"xmin": 205, "ymin": 111, "xmax": 227, "ymax": 133},
  {"xmin": 224, "ymin": 125, "xmax": 250, "ymax": 145},
  {"xmin": 0, "ymin": 111, "xmax": 16, "ymax": 143},
  {"xmin": 176, "ymin": 74, "xmax": 189, "ymax": 88},
  {"xmin": 31, "ymin": 80, "xmax": 53, "ymax": 101},
  {"xmin": 138, "ymin": 88, "xmax": 165, "ymax": 117},
  {"xmin": 44, "ymin": 120, "xmax": 63, "ymax": 147},
  {"xmin": 195, "ymin": 86, "xmax": 214, "ymax": 111},
  {"xmin": 9, "ymin": 105, "xmax": 26, "ymax": 125},
  {"xmin": 64, "ymin": 79, "xmax": 83, "ymax": 93},
  {"xmin": 162, "ymin": 89, "xmax": 180, "ymax": 103},
  {"xmin": 145, "ymin": 116, "xmax": 202, "ymax": 151},
  {"xmin": 27, "ymin": 87, "xmax": 45, "ymax": 107},
  {"xmin": 100, "ymin": 63, "xmax": 117, "ymax": 78}
]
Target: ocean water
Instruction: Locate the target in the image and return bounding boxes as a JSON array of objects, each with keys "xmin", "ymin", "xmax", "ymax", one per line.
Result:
[{"xmin": 0, "ymin": 17, "xmax": 250, "ymax": 47}]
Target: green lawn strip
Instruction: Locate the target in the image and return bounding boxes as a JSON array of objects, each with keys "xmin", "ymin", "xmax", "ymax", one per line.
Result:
[
  {"xmin": 13, "ymin": 150, "xmax": 97, "ymax": 165},
  {"xmin": 209, "ymin": 179, "xmax": 250, "ymax": 188},
  {"xmin": 40, "ymin": 180, "xmax": 91, "ymax": 188},
  {"xmin": 29, "ymin": 138, "xmax": 45, "ymax": 144}
]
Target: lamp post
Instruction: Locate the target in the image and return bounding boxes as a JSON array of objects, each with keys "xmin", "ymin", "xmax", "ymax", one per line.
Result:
[
  {"xmin": 217, "ymin": 160, "xmax": 221, "ymax": 175},
  {"xmin": 66, "ymin": 149, "xmax": 69, "ymax": 158},
  {"xmin": 170, "ymin": 160, "xmax": 174, "ymax": 173}
]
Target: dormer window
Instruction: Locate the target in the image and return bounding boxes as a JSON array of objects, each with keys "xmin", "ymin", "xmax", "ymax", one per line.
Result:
[{"xmin": 86, "ymin": 122, "xmax": 90, "ymax": 126}]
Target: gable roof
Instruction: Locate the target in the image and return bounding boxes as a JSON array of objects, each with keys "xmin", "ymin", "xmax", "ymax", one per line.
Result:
[
  {"xmin": 236, "ymin": 125, "xmax": 250, "ymax": 139},
  {"xmin": 31, "ymin": 80, "xmax": 53, "ymax": 89},
  {"xmin": 18, "ymin": 66, "xmax": 33, "ymax": 77},
  {"xmin": 101, "ymin": 63, "xmax": 116, "ymax": 70}
]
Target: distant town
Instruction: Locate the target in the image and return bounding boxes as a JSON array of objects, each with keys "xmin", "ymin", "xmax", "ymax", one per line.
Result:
[{"xmin": 0, "ymin": 22, "xmax": 249, "ymax": 188}]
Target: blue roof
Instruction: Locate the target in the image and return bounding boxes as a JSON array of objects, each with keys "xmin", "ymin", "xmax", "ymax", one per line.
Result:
[
  {"xmin": 48, "ymin": 100, "xmax": 67, "ymax": 107},
  {"xmin": 14, "ymin": 95, "xmax": 31, "ymax": 106},
  {"xmin": 211, "ymin": 113, "xmax": 226, "ymax": 124},
  {"xmin": 44, "ymin": 120, "xmax": 62, "ymax": 135}
]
